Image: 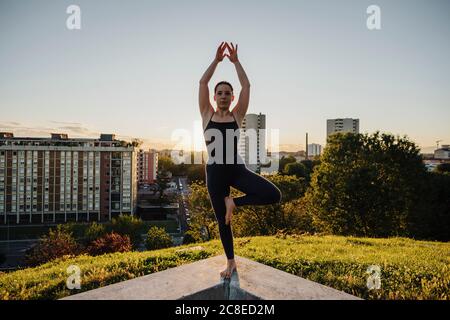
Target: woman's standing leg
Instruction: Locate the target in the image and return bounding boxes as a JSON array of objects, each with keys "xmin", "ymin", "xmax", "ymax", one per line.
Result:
[
  {"xmin": 206, "ymin": 165, "xmax": 237, "ymax": 278},
  {"xmin": 207, "ymin": 184, "xmax": 234, "ymax": 259}
]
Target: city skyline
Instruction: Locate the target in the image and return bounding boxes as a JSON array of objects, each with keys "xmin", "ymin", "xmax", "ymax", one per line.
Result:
[{"xmin": 1, "ymin": 0, "xmax": 449, "ymax": 153}]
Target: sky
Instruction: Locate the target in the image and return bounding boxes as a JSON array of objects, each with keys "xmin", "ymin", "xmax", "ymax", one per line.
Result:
[{"xmin": 0, "ymin": 0, "xmax": 449, "ymax": 152}]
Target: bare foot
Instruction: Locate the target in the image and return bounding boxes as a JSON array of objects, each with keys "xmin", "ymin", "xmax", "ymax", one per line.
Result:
[
  {"xmin": 224, "ymin": 196, "xmax": 235, "ymax": 225},
  {"xmin": 220, "ymin": 259, "xmax": 237, "ymax": 279}
]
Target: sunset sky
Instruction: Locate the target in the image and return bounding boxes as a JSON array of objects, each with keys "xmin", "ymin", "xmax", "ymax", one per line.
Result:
[{"xmin": 1, "ymin": 0, "xmax": 449, "ymax": 153}]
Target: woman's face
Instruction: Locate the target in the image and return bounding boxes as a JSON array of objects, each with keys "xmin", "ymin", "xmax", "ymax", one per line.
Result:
[{"xmin": 214, "ymin": 84, "xmax": 234, "ymax": 110}]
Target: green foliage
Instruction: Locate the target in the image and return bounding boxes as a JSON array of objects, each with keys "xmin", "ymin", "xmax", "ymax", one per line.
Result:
[
  {"xmin": 84, "ymin": 222, "xmax": 107, "ymax": 245},
  {"xmin": 408, "ymin": 172, "xmax": 450, "ymax": 241},
  {"xmin": 86, "ymin": 232, "xmax": 132, "ymax": 256},
  {"xmin": 182, "ymin": 229, "xmax": 203, "ymax": 245},
  {"xmin": 186, "ymin": 164, "xmax": 206, "ymax": 183},
  {"xmin": 187, "ymin": 175, "xmax": 309, "ymax": 238},
  {"xmin": 306, "ymin": 132, "xmax": 426, "ymax": 237},
  {"xmin": 110, "ymin": 215, "xmax": 144, "ymax": 249},
  {"xmin": 157, "ymin": 156, "xmax": 175, "ymax": 173},
  {"xmin": 145, "ymin": 226, "xmax": 173, "ymax": 250},
  {"xmin": 186, "ymin": 181, "xmax": 218, "ymax": 241},
  {"xmin": 1, "ymin": 235, "xmax": 448, "ymax": 300},
  {"xmin": 24, "ymin": 225, "xmax": 81, "ymax": 267},
  {"xmin": 268, "ymin": 173, "xmax": 306, "ymax": 202},
  {"xmin": 278, "ymin": 155, "xmax": 296, "ymax": 173},
  {"xmin": 283, "ymin": 162, "xmax": 308, "ymax": 178},
  {"xmin": 435, "ymin": 163, "xmax": 450, "ymax": 174}
]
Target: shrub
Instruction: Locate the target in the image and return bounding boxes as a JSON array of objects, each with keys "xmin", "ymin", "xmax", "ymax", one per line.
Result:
[
  {"xmin": 110, "ymin": 215, "xmax": 144, "ymax": 249},
  {"xmin": 145, "ymin": 226, "xmax": 173, "ymax": 250},
  {"xmin": 182, "ymin": 230, "xmax": 203, "ymax": 245},
  {"xmin": 435, "ymin": 163, "xmax": 450, "ymax": 174},
  {"xmin": 86, "ymin": 232, "xmax": 132, "ymax": 256},
  {"xmin": 84, "ymin": 222, "xmax": 107, "ymax": 245},
  {"xmin": 24, "ymin": 225, "xmax": 81, "ymax": 267}
]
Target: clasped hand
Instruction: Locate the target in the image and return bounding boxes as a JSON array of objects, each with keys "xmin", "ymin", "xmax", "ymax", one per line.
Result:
[{"xmin": 215, "ymin": 41, "xmax": 239, "ymax": 63}]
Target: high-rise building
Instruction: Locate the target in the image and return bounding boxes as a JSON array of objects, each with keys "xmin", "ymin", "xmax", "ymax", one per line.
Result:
[
  {"xmin": 238, "ymin": 113, "xmax": 267, "ymax": 173},
  {"xmin": 308, "ymin": 144, "xmax": 322, "ymax": 157},
  {"xmin": 0, "ymin": 132, "xmax": 137, "ymax": 224},
  {"xmin": 137, "ymin": 149, "xmax": 158, "ymax": 185},
  {"xmin": 327, "ymin": 118, "xmax": 360, "ymax": 137},
  {"xmin": 434, "ymin": 145, "xmax": 450, "ymax": 160}
]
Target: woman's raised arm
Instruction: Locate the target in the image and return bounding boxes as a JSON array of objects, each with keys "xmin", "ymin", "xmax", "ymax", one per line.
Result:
[
  {"xmin": 199, "ymin": 42, "xmax": 227, "ymax": 118},
  {"xmin": 227, "ymin": 43, "xmax": 250, "ymax": 120}
]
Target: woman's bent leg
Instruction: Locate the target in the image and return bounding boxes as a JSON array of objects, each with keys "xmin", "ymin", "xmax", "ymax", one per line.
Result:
[{"xmin": 231, "ymin": 165, "xmax": 282, "ymax": 207}]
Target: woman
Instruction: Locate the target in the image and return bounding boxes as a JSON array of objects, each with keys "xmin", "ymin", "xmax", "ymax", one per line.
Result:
[{"xmin": 199, "ymin": 42, "xmax": 282, "ymax": 279}]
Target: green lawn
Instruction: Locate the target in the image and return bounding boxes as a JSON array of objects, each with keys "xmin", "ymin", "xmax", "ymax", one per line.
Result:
[{"xmin": 0, "ymin": 235, "xmax": 448, "ymax": 300}]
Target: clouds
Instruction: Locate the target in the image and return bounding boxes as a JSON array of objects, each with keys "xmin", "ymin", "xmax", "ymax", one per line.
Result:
[
  {"xmin": 0, "ymin": 120, "xmax": 98, "ymax": 138},
  {"xmin": 0, "ymin": 120, "xmax": 177, "ymax": 151}
]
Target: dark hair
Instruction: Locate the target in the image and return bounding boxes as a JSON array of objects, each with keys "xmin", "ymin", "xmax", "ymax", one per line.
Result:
[{"xmin": 214, "ymin": 81, "xmax": 233, "ymax": 94}]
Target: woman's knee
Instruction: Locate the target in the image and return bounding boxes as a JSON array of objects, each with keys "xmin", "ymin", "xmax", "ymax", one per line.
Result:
[{"xmin": 265, "ymin": 184, "xmax": 282, "ymax": 204}]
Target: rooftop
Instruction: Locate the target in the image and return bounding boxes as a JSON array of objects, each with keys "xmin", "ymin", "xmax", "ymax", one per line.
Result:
[{"xmin": 62, "ymin": 254, "xmax": 361, "ymax": 300}]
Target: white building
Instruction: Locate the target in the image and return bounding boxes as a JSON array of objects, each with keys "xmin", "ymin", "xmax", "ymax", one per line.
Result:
[
  {"xmin": 327, "ymin": 118, "xmax": 360, "ymax": 137},
  {"xmin": 434, "ymin": 145, "xmax": 450, "ymax": 160},
  {"xmin": 238, "ymin": 113, "xmax": 268, "ymax": 173},
  {"xmin": 307, "ymin": 144, "xmax": 322, "ymax": 157}
]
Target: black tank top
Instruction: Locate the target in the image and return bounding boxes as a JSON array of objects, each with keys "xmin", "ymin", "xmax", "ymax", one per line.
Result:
[{"xmin": 204, "ymin": 112, "xmax": 241, "ymax": 165}]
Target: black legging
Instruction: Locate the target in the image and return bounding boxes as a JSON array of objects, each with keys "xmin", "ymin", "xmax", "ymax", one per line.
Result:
[{"xmin": 206, "ymin": 164, "xmax": 282, "ymax": 259}]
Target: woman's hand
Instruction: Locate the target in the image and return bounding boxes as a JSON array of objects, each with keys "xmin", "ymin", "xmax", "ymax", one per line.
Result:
[
  {"xmin": 215, "ymin": 42, "xmax": 228, "ymax": 63},
  {"xmin": 225, "ymin": 42, "xmax": 239, "ymax": 63}
]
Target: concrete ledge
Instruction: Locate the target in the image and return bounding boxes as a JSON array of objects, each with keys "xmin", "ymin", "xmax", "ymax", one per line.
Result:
[{"xmin": 62, "ymin": 254, "xmax": 362, "ymax": 300}]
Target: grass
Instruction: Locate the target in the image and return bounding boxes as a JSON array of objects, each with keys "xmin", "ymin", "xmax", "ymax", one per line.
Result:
[{"xmin": 0, "ymin": 234, "xmax": 448, "ymax": 300}]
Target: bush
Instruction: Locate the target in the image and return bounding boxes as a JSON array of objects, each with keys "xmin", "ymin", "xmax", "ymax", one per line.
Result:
[
  {"xmin": 435, "ymin": 163, "xmax": 450, "ymax": 174},
  {"xmin": 86, "ymin": 232, "xmax": 132, "ymax": 256},
  {"xmin": 182, "ymin": 230, "xmax": 202, "ymax": 245},
  {"xmin": 84, "ymin": 222, "xmax": 107, "ymax": 245},
  {"xmin": 24, "ymin": 225, "xmax": 81, "ymax": 267},
  {"xmin": 145, "ymin": 226, "xmax": 173, "ymax": 250},
  {"xmin": 110, "ymin": 215, "xmax": 144, "ymax": 249}
]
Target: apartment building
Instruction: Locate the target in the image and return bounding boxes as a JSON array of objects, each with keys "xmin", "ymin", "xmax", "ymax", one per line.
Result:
[{"xmin": 0, "ymin": 132, "xmax": 137, "ymax": 224}]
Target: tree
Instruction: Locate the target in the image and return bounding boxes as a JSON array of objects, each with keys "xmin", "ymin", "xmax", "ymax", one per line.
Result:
[
  {"xmin": 305, "ymin": 132, "xmax": 426, "ymax": 237},
  {"xmin": 110, "ymin": 215, "xmax": 144, "ymax": 249},
  {"xmin": 156, "ymin": 170, "xmax": 172, "ymax": 203},
  {"xmin": 158, "ymin": 156, "xmax": 174, "ymax": 173},
  {"xmin": 278, "ymin": 155, "xmax": 296, "ymax": 173},
  {"xmin": 186, "ymin": 164, "xmax": 206, "ymax": 183},
  {"xmin": 283, "ymin": 162, "xmax": 308, "ymax": 179},
  {"xmin": 435, "ymin": 163, "xmax": 450, "ymax": 174},
  {"xmin": 145, "ymin": 226, "xmax": 173, "ymax": 250},
  {"xmin": 186, "ymin": 181, "xmax": 219, "ymax": 241},
  {"xmin": 408, "ymin": 172, "xmax": 450, "ymax": 241}
]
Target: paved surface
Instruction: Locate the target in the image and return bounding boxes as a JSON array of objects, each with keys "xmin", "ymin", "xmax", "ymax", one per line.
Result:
[{"xmin": 62, "ymin": 253, "xmax": 362, "ymax": 300}]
